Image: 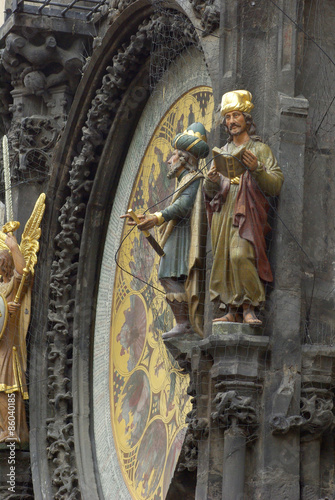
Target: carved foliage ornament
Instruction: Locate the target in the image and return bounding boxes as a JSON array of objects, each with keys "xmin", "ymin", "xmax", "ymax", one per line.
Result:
[
  {"xmin": 46, "ymin": 11, "xmax": 199, "ymax": 498},
  {"xmin": 211, "ymin": 390, "xmax": 258, "ymax": 431}
]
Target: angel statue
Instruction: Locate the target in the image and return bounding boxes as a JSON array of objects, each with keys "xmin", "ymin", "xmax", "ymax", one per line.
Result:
[{"xmin": 0, "ymin": 193, "xmax": 45, "ymax": 447}]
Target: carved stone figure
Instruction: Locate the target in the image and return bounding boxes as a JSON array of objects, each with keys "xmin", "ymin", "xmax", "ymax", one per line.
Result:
[
  {"xmin": 203, "ymin": 90, "xmax": 284, "ymax": 325},
  {"xmin": 190, "ymin": 0, "xmax": 220, "ymax": 36},
  {"xmin": 123, "ymin": 122, "xmax": 209, "ymax": 339},
  {"xmin": 0, "ymin": 194, "xmax": 45, "ymax": 446},
  {"xmin": 2, "ymin": 33, "xmax": 84, "ymax": 92}
]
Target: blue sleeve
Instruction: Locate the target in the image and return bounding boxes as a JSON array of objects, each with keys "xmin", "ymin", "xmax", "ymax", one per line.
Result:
[{"xmin": 161, "ymin": 179, "xmax": 200, "ymax": 222}]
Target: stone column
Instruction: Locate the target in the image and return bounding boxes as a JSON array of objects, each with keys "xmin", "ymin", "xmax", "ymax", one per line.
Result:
[
  {"xmin": 198, "ymin": 324, "xmax": 269, "ymax": 499},
  {"xmin": 222, "ymin": 425, "xmax": 246, "ymax": 500},
  {"xmin": 300, "ymin": 436, "xmax": 321, "ymax": 499}
]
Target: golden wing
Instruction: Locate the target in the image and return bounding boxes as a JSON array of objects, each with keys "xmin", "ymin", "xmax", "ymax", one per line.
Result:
[{"xmin": 19, "ymin": 193, "xmax": 46, "ymax": 274}]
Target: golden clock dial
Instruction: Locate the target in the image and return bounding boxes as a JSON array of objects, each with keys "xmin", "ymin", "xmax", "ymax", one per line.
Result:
[{"xmin": 110, "ymin": 86, "xmax": 214, "ymax": 500}]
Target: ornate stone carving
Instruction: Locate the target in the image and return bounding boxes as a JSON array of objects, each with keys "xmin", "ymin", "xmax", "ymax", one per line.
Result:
[
  {"xmin": 178, "ymin": 386, "xmax": 209, "ymax": 472},
  {"xmin": 300, "ymin": 394, "xmax": 335, "ymax": 435},
  {"xmin": 182, "ymin": 418, "xmax": 209, "ymax": 470},
  {"xmin": 211, "ymin": 389, "xmax": 258, "ymax": 431},
  {"xmin": 108, "ymin": 0, "xmax": 136, "ymax": 24},
  {"xmin": 2, "ymin": 33, "xmax": 85, "ymax": 92},
  {"xmin": 189, "ymin": 0, "xmax": 220, "ymax": 36},
  {"xmin": 270, "ymin": 414, "xmax": 304, "ymax": 435},
  {"xmin": 46, "ymin": 11, "xmax": 199, "ymax": 497},
  {"xmin": 270, "ymin": 394, "xmax": 335, "ymax": 437},
  {"xmin": 3, "ymin": 116, "xmax": 58, "ymax": 181}
]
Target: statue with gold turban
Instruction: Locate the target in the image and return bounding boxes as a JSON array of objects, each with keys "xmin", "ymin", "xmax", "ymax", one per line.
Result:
[
  {"xmin": 123, "ymin": 122, "xmax": 209, "ymax": 339},
  {"xmin": 203, "ymin": 90, "xmax": 284, "ymax": 325}
]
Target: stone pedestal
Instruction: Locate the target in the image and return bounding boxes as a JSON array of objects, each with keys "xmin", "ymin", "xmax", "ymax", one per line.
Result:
[{"xmin": 167, "ymin": 324, "xmax": 270, "ymax": 500}]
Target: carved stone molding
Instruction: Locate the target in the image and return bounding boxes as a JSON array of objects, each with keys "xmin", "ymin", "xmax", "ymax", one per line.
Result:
[
  {"xmin": 212, "ymin": 389, "xmax": 258, "ymax": 434},
  {"xmin": 270, "ymin": 394, "xmax": 335, "ymax": 437},
  {"xmin": 46, "ymin": 10, "xmax": 199, "ymax": 498},
  {"xmin": 108, "ymin": 0, "xmax": 137, "ymax": 23},
  {"xmin": 189, "ymin": 0, "xmax": 220, "ymax": 36}
]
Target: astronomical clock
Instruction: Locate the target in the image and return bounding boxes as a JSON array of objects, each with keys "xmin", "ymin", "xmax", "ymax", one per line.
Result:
[{"xmin": 94, "ymin": 52, "xmax": 214, "ymax": 500}]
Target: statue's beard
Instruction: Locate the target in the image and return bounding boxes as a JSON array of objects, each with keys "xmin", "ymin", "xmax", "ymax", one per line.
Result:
[{"xmin": 167, "ymin": 159, "xmax": 183, "ymax": 179}]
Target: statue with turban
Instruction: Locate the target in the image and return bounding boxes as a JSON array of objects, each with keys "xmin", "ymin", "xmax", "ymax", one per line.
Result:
[
  {"xmin": 203, "ymin": 90, "xmax": 284, "ymax": 325},
  {"xmin": 123, "ymin": 122, "xmax": 209, "ymax": 339}
]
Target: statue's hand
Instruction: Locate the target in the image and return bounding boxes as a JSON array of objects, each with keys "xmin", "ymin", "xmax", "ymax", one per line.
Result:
[
  {"xmin": 137, "ymin": 214, "xmax": 158, "ymax": 231},
  {"xmin": 207, "ymin": 162, "xmax": 220, "ymax": 183},
  {"xmin": 120, "ymin": 213, "xmax": 145, "ymax": 226},
  {"xmin": 7, "ymin": 301, "xmax": 21, "ymax": 314},
  {"xmin": 120, "ymin": 213, "xmax": 158, "ymax": 230},
  {"xmin": 242, "ymin": 150, "xmax": 258, "ymax": 171}
]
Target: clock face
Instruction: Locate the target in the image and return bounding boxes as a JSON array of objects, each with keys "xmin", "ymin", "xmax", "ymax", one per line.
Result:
[{"xmin": 106, "ymin": 85, "xmax": 213, "ymax": 500}]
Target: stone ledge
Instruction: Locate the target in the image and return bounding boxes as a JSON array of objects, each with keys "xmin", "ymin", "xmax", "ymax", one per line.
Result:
[
  {"xmin": 163, "ymin": 333, "xmax": 201, "ymax": 372},
  {"xmin": 211, "ymin": 320, "xmax": 264, "ymax": 337}
]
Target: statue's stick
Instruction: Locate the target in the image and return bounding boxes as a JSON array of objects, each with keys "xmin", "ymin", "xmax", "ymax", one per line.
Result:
[
  {"xmin": 14, "ymin": 255, "xmax": 32, "ymax": 304},
  {"xmin": 2, "ymin": 135, "xmax": 13, "ymax": 223},
  {"xmin": 128, "ymin": 209, "xmax": 165, "ymax": 257}
]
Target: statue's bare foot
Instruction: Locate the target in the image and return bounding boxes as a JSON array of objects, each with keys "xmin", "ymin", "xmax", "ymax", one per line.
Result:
[
  {"xmin": 243, "ymin": 305, "xmax": 262, "ymax": 326},
  {"xmin": 162, "ymin": 322, "xmax": 193, "ymax": 340},
  {"xmin": 0, "ymin": 431, "xmax": 21, "ymax": 443},
  {"xmin": 213, "ymin": 311, "xmax": 242, "ymax": 323}
]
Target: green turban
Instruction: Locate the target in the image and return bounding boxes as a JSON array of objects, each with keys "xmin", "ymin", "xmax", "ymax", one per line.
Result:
[{"xmin": 172, "ymin": 122, "xmax": 209, "ymax": 159}]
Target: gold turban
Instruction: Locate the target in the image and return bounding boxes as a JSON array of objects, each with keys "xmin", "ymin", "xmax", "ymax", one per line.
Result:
[{"xmin": 220, "ymin": 90, "xmax": 254, "ymax": 116}]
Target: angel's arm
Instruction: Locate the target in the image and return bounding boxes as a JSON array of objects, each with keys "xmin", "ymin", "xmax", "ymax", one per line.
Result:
[{"xmin": 5, "ymin": 234, "xmax": 26, "ymax": 275}]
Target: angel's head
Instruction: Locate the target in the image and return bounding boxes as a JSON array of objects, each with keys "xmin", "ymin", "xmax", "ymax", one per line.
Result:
[{"xmin": 0, "ymin": 250, "xmax": 14, "ymax": 281}]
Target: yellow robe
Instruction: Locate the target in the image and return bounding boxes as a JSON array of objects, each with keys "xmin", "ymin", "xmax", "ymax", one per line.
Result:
[{"xmin": 204, "ymin": 140, "xmax": 284, "ymax": 307}]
